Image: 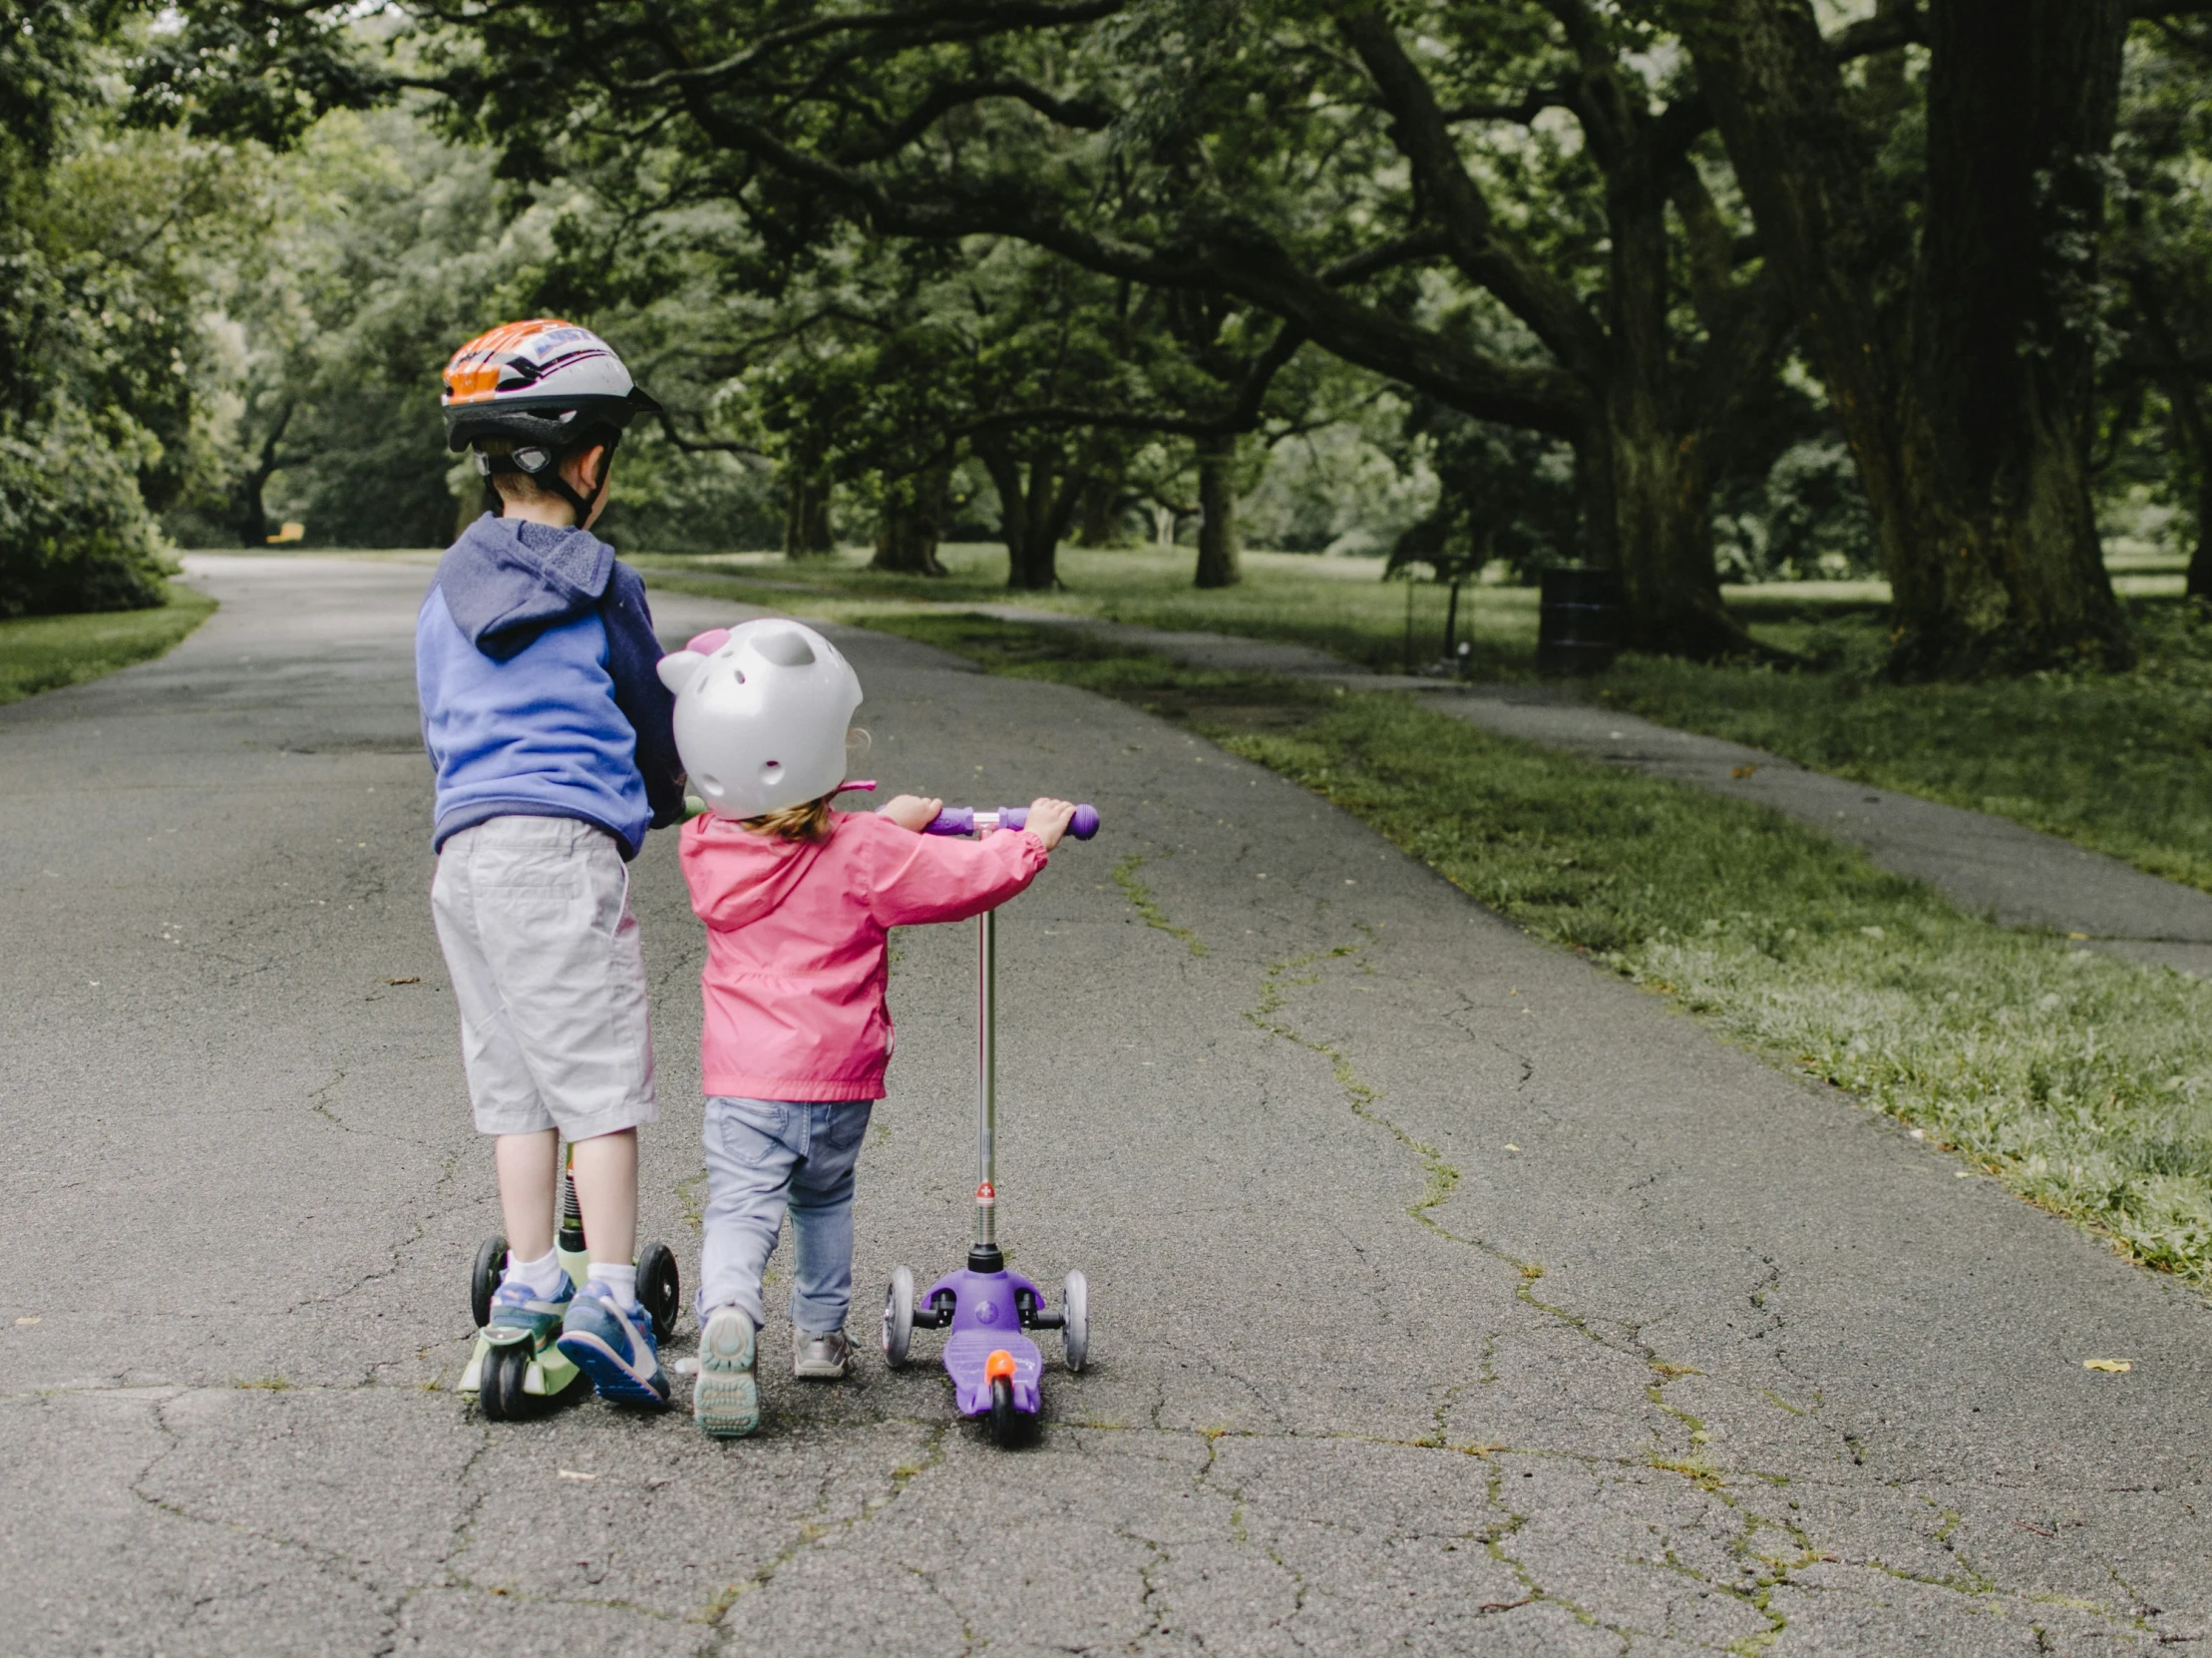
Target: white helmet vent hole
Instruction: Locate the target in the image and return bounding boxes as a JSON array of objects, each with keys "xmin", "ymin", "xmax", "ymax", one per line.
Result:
[
  {"xmin": 761, "ymin": 761, "xmax": 783, "ymax": 782},
  {"xmin": 754, "ymin": 630, "xmax": 816, "ymax": 667}
]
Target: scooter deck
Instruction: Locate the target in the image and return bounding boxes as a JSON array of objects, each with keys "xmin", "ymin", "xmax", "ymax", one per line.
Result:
[{"xmin": 924, "ymin": 1265, "xmax": 1046, "ymax": 1417}]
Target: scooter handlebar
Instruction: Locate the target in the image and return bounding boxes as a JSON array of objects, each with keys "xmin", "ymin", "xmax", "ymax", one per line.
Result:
[{"xmin": 925, "ymin": 803, "xmax": 1099, "ymax": 841}]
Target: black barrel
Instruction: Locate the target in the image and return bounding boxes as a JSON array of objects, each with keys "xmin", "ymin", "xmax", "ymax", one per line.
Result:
[{"xmin": 1537, "ymin": 566, "xmax": 1623, "ymax": 677}]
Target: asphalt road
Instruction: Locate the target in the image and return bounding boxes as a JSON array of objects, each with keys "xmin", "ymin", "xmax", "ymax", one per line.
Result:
[{"xmin": 3, "ymin": 553, "xmax": 2208, "ymax": 1656}]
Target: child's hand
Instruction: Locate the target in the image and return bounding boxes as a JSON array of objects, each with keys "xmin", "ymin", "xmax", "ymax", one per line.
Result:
[
  {"xmin": 1024, "ymin": 797, "xmax": 1077, "ymax": 851},
  {"xmin": 879, "ymin": 794, "xmax": 943, "ymax": 832}
]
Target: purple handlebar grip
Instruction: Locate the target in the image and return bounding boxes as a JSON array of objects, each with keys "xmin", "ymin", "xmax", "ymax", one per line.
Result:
[{"xmin": 922, "ymin": 804, "xmax": 1100, "ymax": 840}]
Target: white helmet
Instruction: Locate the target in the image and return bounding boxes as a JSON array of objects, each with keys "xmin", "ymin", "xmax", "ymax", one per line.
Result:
[{"xmin": 656, "ymin": 621, "xmax": 863, "ymax": 819}]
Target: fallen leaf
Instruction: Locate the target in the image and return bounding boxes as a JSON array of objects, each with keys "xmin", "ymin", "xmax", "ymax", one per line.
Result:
[
  {"xmin": 557, "ymin": 1468, "xmax": 598, "ymax": 1480},
  {"xmin": 1730, "ymin": 764, "xmax": 1757, "ymax": 779},
  {"xmin": 1479, "ymin": 1597, "xmax": 1534, "ymax": 1614},
  {"xmin": 1504, "ymin": 1144, "xmax": 1521, "ymax": 1152},
  {"xmin": 2015, "ymin": 1520, "xmax": 2055, "ymax": 1537},
  {"xmin": 14, "ymin": 1316, "xmax": 39, "ymax": 1327},
  {"xmin": 2082, "ymin": 1359, "xmax": 2132, "ymax": 1374},
  {"xmin": 384, "ymin": 976, "xmax": 421, "ymax": 987}
]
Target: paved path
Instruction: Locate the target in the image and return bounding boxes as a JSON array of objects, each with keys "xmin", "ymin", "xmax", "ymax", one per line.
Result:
[
  {"xmin": 980, "ymin": 607, "xmax": 2212, "ymax": 978},
  {"xmin": 2, "ymin": 554, "xmax": 2208, "ymax": 1656}
]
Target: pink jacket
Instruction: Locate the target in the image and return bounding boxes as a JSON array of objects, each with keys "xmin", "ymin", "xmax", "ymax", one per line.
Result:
[{"xmin": 679, "ymin": 809, "xmax": 1049, "ymax": 1101}]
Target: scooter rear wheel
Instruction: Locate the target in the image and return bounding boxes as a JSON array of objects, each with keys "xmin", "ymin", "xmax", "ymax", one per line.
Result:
[{"xmin": 986, "ymin": 1377, "xmax": 1017, "ymax": 1447}]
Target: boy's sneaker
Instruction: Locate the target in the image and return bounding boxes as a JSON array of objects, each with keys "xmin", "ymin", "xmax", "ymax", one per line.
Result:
[
  {"xmin": 555, "ymin": 1280, "xmax": 670, "ymax": 1409},
  {"xmin": 483, "ymin": 1272, "xmax": 574, "ymax": 1346},
  {"xmin": 793, "ymin": 1328, "xmax": 854, "ymax": 1381},
  {"xmin": 693, "ymin": 1307, "xmax": 761, "ymax": 1439}
]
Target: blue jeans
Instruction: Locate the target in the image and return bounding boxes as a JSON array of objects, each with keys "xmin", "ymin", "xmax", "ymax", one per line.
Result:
[{"xmin": 697, "ymin": 1095, "xmax": 875, "ymax": 1334}]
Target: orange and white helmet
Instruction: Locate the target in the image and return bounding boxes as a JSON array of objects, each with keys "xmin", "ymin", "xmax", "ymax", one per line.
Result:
[{"xmin": 441, "ymin": 319, "xmax": 662, "ymax": 524}]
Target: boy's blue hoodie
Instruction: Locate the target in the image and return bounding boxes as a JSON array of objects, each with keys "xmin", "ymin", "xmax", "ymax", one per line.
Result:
[{"xmin": 416, "ymin": 515, "xmax": 683, "ymax": 859}]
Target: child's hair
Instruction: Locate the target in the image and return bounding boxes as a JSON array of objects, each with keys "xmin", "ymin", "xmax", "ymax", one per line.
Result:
[
  {"xmin": 740, "ymin": 793, "xmax": 837, "ymax": 842},
  {"xmin": 476, "ymin": 436, "xmax": 564, "ymax": 510}
]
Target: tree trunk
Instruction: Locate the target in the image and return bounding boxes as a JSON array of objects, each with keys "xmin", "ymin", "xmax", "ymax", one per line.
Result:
[
  {"xmin": 977, "ymin": 440, "xmax": 1067, "ymax": 591},
  {"xmin": 782, "ymin": 458, "xmax": 835, "ymax": 558},
  {"xmin": 1588, "ymin": 404, "xmax": 1751, "ymax": 658},
  {"xmin": 870, "ymin": 464, "xmax": 948, "ymax": 576},
  {"xmin": 228, "ymin": 399, "xmax": 294, "ymax": 546},
  {"xmin": 1677, "ymin": 0, "xmax": 2132, "ymax": 675},
  {"xmin": 1586, "ymin": 120, "xmax": 1772, "ymax": 661},
  {"xmin": 1074, "ymin": 473, "xmax": 1125, "ymax": 547},
  {"xmin": 1194, "ymin": 433, "xmax": 1242, "ymax": 589}
]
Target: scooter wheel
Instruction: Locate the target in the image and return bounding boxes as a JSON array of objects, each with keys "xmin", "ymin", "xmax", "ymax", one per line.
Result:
[
  {"xmin": 639, "ymin": 1242, "xmax": 682, "ymax": 1343},
  {"xmin": 1061, "ymin": 1270, "xmax": 1089, "ymax": 1374},
  {"xmin": 986, "ymin": 1376, "xmax": 1018, "ymax": 1447},
  {"xmin": 471, "ymin": 1235, "xmax": 508, "ymax": 1331},
  {"xmin": 882, "ymin": 1266, "xmax": 915, "ymax": 1368},
  {"xmin": 481, "ymin": 1342, "xmax": 531, "ymax": 1421}
]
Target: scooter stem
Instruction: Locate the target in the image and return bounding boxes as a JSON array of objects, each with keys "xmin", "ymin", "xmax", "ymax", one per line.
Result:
[{"xmin": 975, "ymin": 907, "xmax": 998, "ymax": 1256}]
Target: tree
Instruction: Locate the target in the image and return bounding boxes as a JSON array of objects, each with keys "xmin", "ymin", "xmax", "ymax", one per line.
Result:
[
  {"xmin": 1659, "ymin": 0, "xmax": 2194, "ymax": 673},
  {"xmin": 0, "ymin": 1, "xmax": 215, "ymax": 613},
  {"xmin": 133, "ymin": 0, "xmax": 1822, "ymax": 653},
  {"xmin": 2101, "ymin": 16, "xmax": 2212, "ymax": 599}
]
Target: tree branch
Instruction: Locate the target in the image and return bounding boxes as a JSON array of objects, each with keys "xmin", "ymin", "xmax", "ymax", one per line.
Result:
[
  {"xmin": 669, "ymin": 82, "xmax": 1585, "ymax": 436},
  {"xmin": 1333, "ymin": 6, "xmax": 1607, "ymax": 376},
  {"xmin": 607, "ymin": 0, "xmax": 1126, "ymax": 97},
  {"xmin": 837, "ymin": 76, "xmax": 1116, "ymax": 164}
]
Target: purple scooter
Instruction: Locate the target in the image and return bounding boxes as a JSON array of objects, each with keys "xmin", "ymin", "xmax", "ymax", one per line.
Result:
[{"xmin": 880, "ymin": 802, "xmax": 1100, "ymax": 1446}]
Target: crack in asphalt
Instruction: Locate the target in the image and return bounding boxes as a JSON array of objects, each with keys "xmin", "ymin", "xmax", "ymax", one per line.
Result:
[{"xmin": 1227, "ymin": 932, "xmax": 2163, "ymax": 1651}]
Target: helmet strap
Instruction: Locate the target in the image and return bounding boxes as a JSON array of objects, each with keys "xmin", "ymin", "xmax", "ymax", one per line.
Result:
[{"xmin": 477, "ymin": 434, "xmax": 616, "ymax": 530}]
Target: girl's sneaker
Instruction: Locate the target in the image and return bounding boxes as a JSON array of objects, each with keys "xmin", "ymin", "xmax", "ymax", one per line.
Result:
[
  {"xmin": 793, "ymin": 1329, "xmax": 854, "ymax": 1380},
  {"xmin": 693, "ymin": 1307, "xmax": 761, "ymax": 1438},
  {"xmin": 554, "ymin": 1280, "xmax": 671, "ymax": 1408},
  {"xmin": 483, "ymin": 1272, "xmax": 574, "ymax": 1346}
]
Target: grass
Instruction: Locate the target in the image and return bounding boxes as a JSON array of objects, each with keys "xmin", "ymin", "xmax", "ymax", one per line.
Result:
[
  {"xmin": 859, "ymin": 612, "xmax": 2212, "ymax": 1291},
  {"xmin": 635, "ymin": 541, "xmax": 1541, "ymax": 675},
  {"xmin": 0, "ymin": 583, "xmax": 217, "ymax": 706},
  {"xmin": 1597, "ymin": 602, "xmax": 2212, "ymax": 895},
  {"xmin": 638, "ymin": 543, "xmax": 2212, "ymax": 896}
]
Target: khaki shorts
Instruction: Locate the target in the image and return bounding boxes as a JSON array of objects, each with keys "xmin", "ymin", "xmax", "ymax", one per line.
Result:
[{"xmin": 431, "ymin": 815, "xmax": 658, "ymax": 1140}]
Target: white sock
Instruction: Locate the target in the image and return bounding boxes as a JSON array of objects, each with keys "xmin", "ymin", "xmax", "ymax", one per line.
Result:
[
  {"xmin": 588, "ymin": 1262, "xmax": 640, "ymax": 1312},
  {"xmin": 505, "ymin": 1248, "xmax": 564, "ymax": 1296}
]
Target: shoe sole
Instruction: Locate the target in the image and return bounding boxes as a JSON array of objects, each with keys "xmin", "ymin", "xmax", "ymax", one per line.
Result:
[
  {"xmin": 792, "ymin": 1358, "xmax": 852, "ymax": 1380},
  {"xmin": 695, "ymin": 1315, "xmax": 760, "ymax": 1438},
  {"xmin": 555, "ymin": 1329, "xmax": 671, "ymax": 1409}
]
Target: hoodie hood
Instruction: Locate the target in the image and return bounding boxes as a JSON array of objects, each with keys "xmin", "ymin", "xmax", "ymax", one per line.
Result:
[
  {"xmin": 681, "ymin": 812, "xmax": 839, "ymax": 929},
  {"xmin": 435, "ymin": 514, "xmax": 616, "ymax": 661}
]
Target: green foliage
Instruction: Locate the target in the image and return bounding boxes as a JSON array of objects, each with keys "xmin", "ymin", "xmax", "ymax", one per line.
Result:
[
  {"xmin": 0, "ymin": 580, "xmax": 214, "ymax": 703},
  {"xmin": 1712, "ymin": 437, "xmax": 1880, "ymax": 584},
  {"xmin": 0, "ymin": 400, "xmax": 173, "ymax": 615},
  {"xmin": 875, "ymin": 612, "xmax": 2212, "ymax": 1288},
  {"xmin": 0, "ymin": 3, "xmax": 217, "ymax": 613}
]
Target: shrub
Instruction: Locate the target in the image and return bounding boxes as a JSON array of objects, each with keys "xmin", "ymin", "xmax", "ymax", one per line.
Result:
[{"xmin": 0, "ymin": 401, "xmax": 173, "ymax": 618}]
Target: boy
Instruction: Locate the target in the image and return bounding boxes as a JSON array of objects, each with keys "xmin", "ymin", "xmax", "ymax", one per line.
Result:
[{"xmin": 419, "ymin": 319, "xmax": 684, "ymax": 1408}]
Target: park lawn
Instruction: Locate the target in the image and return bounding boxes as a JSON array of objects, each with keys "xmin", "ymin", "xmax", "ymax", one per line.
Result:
[
  {"xmin": 641, "ymin": 545, "xmax": 2212, "ymax": 896},
  {"xmin": 0, "ymin": 582, "xmax": 217, "ymax": 706},
  {"xmin": 1596, "ymin": 600, "xmax": 2212, "ymax": 896},
  {"xmin": 862, "ymin": 611, "xmax": 2212, "ymax": 1291},
  {"xmin": 635, "ymin": 541, "xmax": 1542, "ymax": 674}
]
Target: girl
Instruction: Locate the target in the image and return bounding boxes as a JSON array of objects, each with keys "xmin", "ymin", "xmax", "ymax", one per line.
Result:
[{"xmin": 656, "ymin": 620, "xmax": 1076, "ymax": 1438}]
